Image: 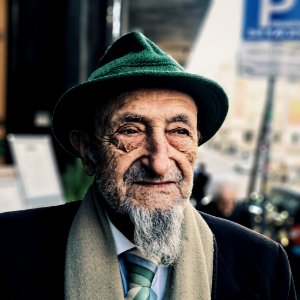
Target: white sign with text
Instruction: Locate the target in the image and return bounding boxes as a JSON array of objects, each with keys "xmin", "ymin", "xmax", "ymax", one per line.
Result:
[{"xmin": 239, "ymin": 0, "xmax": 300, "ymax": 77}]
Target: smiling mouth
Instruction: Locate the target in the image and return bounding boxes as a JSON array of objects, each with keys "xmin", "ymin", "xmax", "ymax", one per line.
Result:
[{"xmin": 133, "ymin": 181, "xmax": 175, "ymax": 187}]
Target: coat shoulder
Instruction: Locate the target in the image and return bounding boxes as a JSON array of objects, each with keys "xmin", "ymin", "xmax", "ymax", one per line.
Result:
[
  {"xmin": 0, "ymin": 201, "xmax": 81, "ymax": 229},
  {"xmin": 0, "ymin": 201, "xmax": 82, "ymax": 299},
  {"xmin": 0, "ymin": 200, "xmax": 81, "ymax": 251},
  {"xmin": 201, "ymin": 211, "xmax": 278, "ymax": 252},
  {"xmin": 201, "ymin": 212, "xmax": 296, "ymax": 300}
]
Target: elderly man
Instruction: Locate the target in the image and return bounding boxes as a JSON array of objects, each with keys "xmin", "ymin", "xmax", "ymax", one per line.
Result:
[{"xmin": 0, "ymin": 32, "xmax": 296, "ymax": 300}]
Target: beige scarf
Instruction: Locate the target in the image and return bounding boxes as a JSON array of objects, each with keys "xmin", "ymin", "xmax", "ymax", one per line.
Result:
[{"xmin": 65, "ymin": 186, "xmax": 214, "ymax": 299}]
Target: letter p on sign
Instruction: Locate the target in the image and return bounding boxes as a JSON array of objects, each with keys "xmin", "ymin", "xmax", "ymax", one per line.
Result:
[{"xmin": 260, "ymin": 0, "xmax": 296, "ymax": 26}]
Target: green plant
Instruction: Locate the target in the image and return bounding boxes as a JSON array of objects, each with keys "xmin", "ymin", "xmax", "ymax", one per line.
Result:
[{"xmin": 61, "ymin": 159, "xmax": 93, "ymax": 202}]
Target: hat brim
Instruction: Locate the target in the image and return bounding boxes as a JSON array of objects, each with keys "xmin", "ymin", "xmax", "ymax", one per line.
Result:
[{"xmin": 52, "ymin": 71, "xmax": 228, "ymax": 157}]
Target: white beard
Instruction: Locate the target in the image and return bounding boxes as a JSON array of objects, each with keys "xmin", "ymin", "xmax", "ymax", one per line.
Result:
[
  {"xmin": 95, "ymin": 172, "xmax": 186, "ymax": 266},
  {"xmin": 91, "ymin": 149, "xmax": 187, "ymax": 266},
  {"xmin": 123, "ymin": 201, "xmax": 185, "ymax": 266}
]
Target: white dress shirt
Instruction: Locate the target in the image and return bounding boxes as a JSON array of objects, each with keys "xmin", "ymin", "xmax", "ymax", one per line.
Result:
[{"xmin": 108, "ymin": 218, "xmax": 169, "ymax": 299}]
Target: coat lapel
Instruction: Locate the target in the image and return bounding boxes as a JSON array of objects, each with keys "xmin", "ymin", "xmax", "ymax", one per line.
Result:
[
  {"xmin": 212, "ymin": 238, "xmax": 240, "ymax": 300},
  {"xmin": 212, "ymin": 239, "xmax": 261, "ymax": 300}
]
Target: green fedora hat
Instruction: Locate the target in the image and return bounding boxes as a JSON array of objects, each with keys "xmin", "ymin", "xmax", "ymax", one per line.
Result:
[{"xmin": 52, "ymin": 31, "xmax": 228, "ymax": 157}]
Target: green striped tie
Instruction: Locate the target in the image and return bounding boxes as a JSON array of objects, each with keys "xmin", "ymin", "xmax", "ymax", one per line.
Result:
[{"xmin": 124, "ymin": 249, "xmax": 160, "ymax": 300}]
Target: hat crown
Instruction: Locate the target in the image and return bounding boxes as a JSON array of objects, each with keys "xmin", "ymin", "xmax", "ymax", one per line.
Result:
[{"xmin": 88, "ymin": 32, "xmax": 183, "ymax": 81}]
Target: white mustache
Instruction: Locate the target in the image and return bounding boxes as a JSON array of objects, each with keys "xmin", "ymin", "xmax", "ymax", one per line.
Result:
[{"xmin": 124, "ymin": 164, "xmax": 183, "ymax": 183}]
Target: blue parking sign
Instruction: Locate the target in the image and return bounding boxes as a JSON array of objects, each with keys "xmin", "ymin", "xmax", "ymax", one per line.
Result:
[{"xmin": 243, "ymin": 0, "xmax": 300, "ymax": 41}]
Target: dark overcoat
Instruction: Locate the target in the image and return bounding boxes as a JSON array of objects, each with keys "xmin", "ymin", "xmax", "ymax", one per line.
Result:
[{"xmin": 0, "ymin": 200, "xmax": 296, "ymax": 300}]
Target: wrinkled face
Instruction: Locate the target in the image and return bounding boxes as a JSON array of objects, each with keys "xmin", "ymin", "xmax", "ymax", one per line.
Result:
[{"xmin": 92, "ymin": 89, "xmax": 199, "ymax": 211}]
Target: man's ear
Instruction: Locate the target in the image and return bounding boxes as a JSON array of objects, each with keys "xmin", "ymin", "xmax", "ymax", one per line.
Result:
[
  {"xmin": 69, "ymin": 130, "xmax": 90, "ymax": 158},
  {"xmin": 69, "ymin": 130, "xmax": 96, "ymax": 176},
  {"xmin": 197, "ymin": 130, "xmax": 202, "ymax": 145}
]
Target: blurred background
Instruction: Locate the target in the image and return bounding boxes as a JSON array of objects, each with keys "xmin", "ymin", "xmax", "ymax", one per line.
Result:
[{"xmin": 0, "ymin": 0, "xmax": 300, "ymax": 295}]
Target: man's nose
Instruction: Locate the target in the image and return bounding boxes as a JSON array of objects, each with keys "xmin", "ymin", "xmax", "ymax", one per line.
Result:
[{"xmin": 142, "ymin": 133, "xmax": 170, "ymax": 176}]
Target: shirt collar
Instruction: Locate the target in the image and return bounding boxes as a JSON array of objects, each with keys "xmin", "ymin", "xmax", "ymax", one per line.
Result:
[{"xmin": 107, "ymin": 215, "xmax": 136, "ymax": 255}]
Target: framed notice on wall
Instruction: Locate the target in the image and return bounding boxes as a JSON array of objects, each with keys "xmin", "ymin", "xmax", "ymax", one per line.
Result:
[{"xmin": 7, "ymin": 134, "xmax": 65, "ymax": 209}]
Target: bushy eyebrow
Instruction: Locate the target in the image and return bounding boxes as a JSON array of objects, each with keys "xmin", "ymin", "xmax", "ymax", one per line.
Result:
[
  {"xmin": 113, "ymin": 113, "xmax": 192, "ymax": 127},
  {"xmin": 108, "ymin": 113, "xmax": 144, "ymax": 136},
  {"xmin": 169, "ymin": 114, "xmax": 192, "ymax": 127},
  {"xmin": 118, "ymin": 113, "xmax": 143, "ymax": 123}
]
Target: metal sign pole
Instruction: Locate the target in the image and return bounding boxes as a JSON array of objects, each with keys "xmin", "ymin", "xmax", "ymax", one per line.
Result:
[
  {"xmin": 259, "ymin": 75, "xmax": 275, "ymax": 198},
  {"xmin": 247, "ymin": 75, "xmax": 275, "ymax": 198}
]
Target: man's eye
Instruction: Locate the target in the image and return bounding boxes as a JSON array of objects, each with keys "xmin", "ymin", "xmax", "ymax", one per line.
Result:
[
  {"xmin": 170, "ymin": 128, "xmax": 190, "ymax": 135},
  {"xmin": 118, "ymin": 128, "xmax": 140, "ymax": 135}
]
